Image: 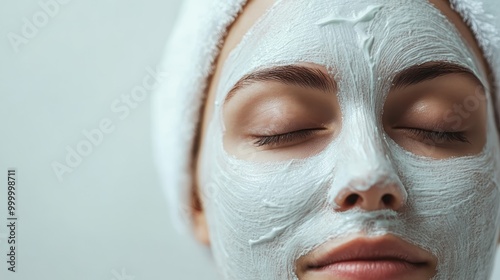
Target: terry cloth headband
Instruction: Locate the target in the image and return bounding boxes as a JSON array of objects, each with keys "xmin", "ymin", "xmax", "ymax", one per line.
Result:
[{"xmin": 151, "ymin": 0, "xmax": 500, "ymax": 234}]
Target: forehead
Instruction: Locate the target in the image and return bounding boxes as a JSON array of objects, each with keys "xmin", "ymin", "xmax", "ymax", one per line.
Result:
[{"xmin": 216, "ymin": 0, "xmax": 482, "ymax": 103}]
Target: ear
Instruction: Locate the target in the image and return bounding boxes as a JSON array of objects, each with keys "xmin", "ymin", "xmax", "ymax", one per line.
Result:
[
  {"xmin": 191, "ymin": 183, "xmax": 210, "ymax": 245},
  {"xmin": 193, "ymin": 208, "xmax": 210, "ymax": 245}
]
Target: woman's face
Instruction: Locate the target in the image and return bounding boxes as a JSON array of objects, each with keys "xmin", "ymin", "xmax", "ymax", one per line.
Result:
[{"xmin": 194, "ymin": 0, "xmax": 500, "ymax": 279}]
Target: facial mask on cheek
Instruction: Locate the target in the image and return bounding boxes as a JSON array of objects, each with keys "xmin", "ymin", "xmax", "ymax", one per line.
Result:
[{"xmin": 197, "ymin": 0, "xmax": 500, "ymax": 279}]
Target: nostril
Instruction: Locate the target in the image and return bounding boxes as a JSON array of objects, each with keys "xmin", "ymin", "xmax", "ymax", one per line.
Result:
[
  {"xmin": 335, "ymin": 184, "xmax": 405, "ymax": 212},
  {"xmin": 345, "ymin": 194, "xmax": 359, "ymax": 206},
  {"xmin": 381, "ymin": 194, "xmax": 393, "ymax": 206}
]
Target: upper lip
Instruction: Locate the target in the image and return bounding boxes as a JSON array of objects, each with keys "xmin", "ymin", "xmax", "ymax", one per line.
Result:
[{"xmin": 304, "ymin": 234, "xmax": 435, "ymax": 270}]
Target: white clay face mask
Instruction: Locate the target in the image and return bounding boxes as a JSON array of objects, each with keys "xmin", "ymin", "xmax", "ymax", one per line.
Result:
[{"xmin": 197, "ymin": 0, "xmax": 500, "ymax": 279}]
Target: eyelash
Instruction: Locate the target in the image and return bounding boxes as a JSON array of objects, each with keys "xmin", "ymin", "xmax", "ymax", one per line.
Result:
[
  {"xmin": 252, "ymin": 128, "xmax": 470, "ymax": 147},
  {"xmin": 406, "ymin": 128, "xmax": 470, "ymax": 144},
  {"xmin": 252, "ymin": 129, "xmax": 318, "ymax": 147}
]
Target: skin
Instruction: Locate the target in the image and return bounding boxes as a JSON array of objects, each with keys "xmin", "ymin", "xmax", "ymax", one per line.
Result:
[{"xmin": 191, "ymin": 0, "xmax": 494, "ymax": 278}]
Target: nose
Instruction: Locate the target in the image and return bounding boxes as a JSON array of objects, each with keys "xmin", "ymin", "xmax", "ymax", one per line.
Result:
[{"xmin": 334, "ymin": 181, "xmax": 405, "ymax": 212}]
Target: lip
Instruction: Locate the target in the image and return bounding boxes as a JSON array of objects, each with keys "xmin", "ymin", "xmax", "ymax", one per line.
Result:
[{"xmin": 298, "ymin": 235, "xmax": 437, "ymax": 280}]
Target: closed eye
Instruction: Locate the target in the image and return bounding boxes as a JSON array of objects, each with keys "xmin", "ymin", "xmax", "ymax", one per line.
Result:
[
  {"xmin": 402, "ymin": 128, "xmax": 470, "ymax": 144},
  {"xmin": 252, "ymin": 128, "xmax": 324, "ymax": 147}
]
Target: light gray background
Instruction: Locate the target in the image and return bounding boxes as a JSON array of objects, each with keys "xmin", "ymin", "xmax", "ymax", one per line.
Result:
[{"xmin": 0, "ymin": 0, "xmax": 499, "ymax": 279}]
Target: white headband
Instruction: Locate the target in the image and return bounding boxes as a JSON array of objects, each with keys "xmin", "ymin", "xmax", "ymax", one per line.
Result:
[{"xmin": 151, "ymin": 0, "xmax": 500, "ymax": 234}]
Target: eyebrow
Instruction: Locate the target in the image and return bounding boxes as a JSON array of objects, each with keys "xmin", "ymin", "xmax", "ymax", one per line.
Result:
[
  {"xmin": 224, "ymin": 62, "xmax": 483, "ymax": 103},
  {"xmin": 391, "ymin": 61, "xmax": 484, "ymax": 89},
  {"xmin": 224, "ymin": 65, "xmax": 336, "ymax": 103}
]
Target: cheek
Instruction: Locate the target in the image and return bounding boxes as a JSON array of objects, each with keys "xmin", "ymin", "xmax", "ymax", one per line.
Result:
[{"xmin": 391, "ymin": 146, "xmax": 500, "ymax": 276}]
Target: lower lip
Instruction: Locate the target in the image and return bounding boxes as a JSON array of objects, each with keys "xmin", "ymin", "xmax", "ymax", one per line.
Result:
[{"xmin": 310, "ymin": 259, "xmax": 425, "ymax": 280}]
